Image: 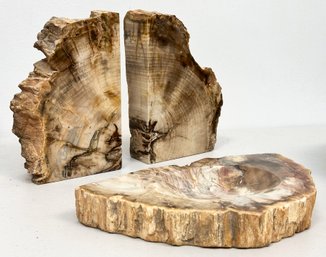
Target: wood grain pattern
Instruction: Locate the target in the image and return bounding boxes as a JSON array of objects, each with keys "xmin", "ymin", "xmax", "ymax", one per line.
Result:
[
  {"xmin": 75, "ymin": 153, "xmax": 316, "ymax": 248},
  {"xmin": 124, "ymin": 10, "xmax": 223, "ymax": 163},
  {"xmin": 10, "ymin": 11, "xmax": 121, "ymax": 183}
]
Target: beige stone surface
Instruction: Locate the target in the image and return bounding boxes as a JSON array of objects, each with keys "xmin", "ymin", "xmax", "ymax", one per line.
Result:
[
  {"xmin": 10, "ymin": 11, "xmax": 121, "ymax": 184},
  {"xmin": 75, "ymin": 153, "xmax": 316, "ymax": 248},
  {"xmin": 124, "ymin": 10, "xmax": 223, "ymax": 164}
]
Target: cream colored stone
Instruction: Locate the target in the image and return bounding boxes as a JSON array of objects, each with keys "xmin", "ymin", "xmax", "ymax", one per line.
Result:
[
  {"xmin": 10, "ymin": 11, "xmax": 121, "ymax": 183},
  {"xmin": 124, "ymin": 10, "xmax": 223, "ymax": 163},
  {"xmin": 75, "ymin": 153, "xmax": 316, "ymax": 248}
]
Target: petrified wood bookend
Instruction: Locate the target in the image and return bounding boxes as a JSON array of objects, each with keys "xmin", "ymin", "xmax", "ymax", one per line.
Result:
[
  {"xmin": 124, "ymin": 10, "xmax": 223, "ymax": 164},
  {"xmin": 75, "ymin": 154, "xmax": 316, "ymax": 248},
  {"xmin": 10, "ymin": 11, "xmax": 121, "ymax": 184}
]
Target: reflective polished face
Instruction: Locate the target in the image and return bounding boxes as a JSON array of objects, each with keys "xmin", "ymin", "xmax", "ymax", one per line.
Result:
[{"xmin": 85, "ymin": 153, "xmax": 315, "ymax": 211}]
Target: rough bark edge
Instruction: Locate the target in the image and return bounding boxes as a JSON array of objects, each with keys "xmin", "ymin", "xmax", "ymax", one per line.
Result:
[
  {"xmin": 75, "ymin": 186, "xmax": 316, "ymax": 248},
  {"xmin": 10, "ymin": 61, "xmax": 54, "ymax": 183}
]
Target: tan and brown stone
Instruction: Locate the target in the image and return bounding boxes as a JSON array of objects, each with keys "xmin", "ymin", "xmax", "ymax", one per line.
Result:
[
  {"xmin": 124, "ymin": 10, "xmax": 223, "ymax": 163},
  {"xmin": 75, "ymin": 153, "xmax": 316, "ymax": 248},
  {"xmin": 10, "ymin": 11, "xmax": 121, "ymax": 184}
]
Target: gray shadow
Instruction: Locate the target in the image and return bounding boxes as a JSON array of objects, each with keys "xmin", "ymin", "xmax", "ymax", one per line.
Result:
[
  {"xmin": 297, "ymin": 144, "xmax": 326, "ymax": 178},
  {"xmin": 57, "ymin": 209, "xmax": 79, "ymax": 225},
  {"xmin": 215, "ymin": 135, "xmax": 231, "ymax": 150}
]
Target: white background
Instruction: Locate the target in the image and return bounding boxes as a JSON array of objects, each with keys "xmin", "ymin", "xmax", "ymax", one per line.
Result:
[{"xmin": 0, "ymin": 0, "xmax": 326, "ymax": 257}]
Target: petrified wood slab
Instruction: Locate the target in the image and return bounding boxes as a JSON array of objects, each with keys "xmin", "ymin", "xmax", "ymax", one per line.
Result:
[
  {"xmin": 10, "ymin": 11, "xmax": 121, "ymax": 184},
  {"xmin": 124, "ymin": 10, "xmax": 223, "ymax": 164},
  {"xmin": 75, "ymin": 154, "xmax": 316, "ymax": 248}
]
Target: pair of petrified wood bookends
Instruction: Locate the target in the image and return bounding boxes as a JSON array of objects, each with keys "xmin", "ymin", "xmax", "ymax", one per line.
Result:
[
  {"xmin": 10, "ymin": 10, "xmax": 222, "ymax": 184},
  {"xmin": 10, "ymin": 10, "xmax": 316, "ymax": 248}
]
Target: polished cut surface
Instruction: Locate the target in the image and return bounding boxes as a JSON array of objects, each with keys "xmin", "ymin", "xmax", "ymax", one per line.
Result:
[
  {"xmin": 75, "ymin": 153, "xmax": 316, "ymax": 248},
  {"xmin": 124, "ymin": 10, "xmax": 223, "ymax": 163},
  {"xmin": 10, "ymin": 11, "xmax": 121, "ymax": 183}
]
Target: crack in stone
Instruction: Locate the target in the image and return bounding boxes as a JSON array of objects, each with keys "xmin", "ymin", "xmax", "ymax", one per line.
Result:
[
  {"xmin": 130, "ymin": 118, "xmax": 167, "ymax": 163},
  {"xmin": 62, "ymin": 128, "xmax": 101, "ymax": 178},
  {"xmin": 104, "ymin": 124, "xmax": 122, "ymax": 171},
  {"xmin": 62, "ymin": 123, "xmax": 121, "ymax": 178}
]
